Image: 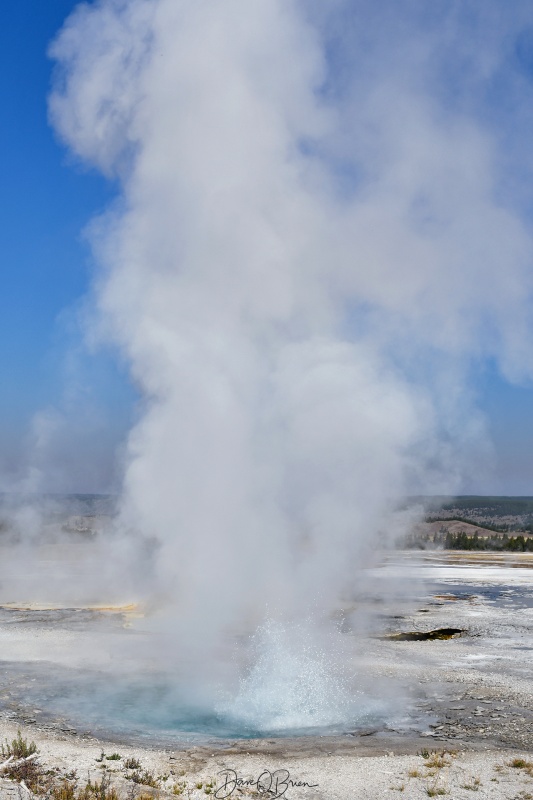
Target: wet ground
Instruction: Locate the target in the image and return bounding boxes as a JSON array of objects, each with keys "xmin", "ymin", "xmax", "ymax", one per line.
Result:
[
  {"xmin": 362, "ymin": 551, "xmax": 533, "ymax": 753},
  {"xmin": 0, "ymin": 551, "xmax": 532, "ymax": 757}
]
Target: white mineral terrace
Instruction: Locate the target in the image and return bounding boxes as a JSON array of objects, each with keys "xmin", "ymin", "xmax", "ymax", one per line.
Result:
[{"xmin": 0, "ymin": 551, "xmax": 532, "ymax": 799}]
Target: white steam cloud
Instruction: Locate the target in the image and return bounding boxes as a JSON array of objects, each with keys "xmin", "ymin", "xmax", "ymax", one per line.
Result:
[{"xmin": 43, "ymin": 0, "xmax": 533, "ymax": 728}]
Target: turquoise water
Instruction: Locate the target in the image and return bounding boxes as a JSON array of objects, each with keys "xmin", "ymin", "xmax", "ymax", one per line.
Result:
[{"xmin": 0, "ymin": 664, "xmax": 381, "ymax": 743}]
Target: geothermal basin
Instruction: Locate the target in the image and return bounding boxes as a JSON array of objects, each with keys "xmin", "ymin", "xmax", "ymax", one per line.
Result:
[
  {"xmin": 0, "ymin": 551, "xmax": 532, "ymax": 749},
  {"xmin": 0, "ymin": 550, "xmax": 533, "ymax": 799}
]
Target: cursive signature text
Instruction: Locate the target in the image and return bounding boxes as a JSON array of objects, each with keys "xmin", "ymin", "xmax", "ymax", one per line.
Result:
[{"xmin": 214, "ymin": 768, "xmax": 318, "ymax": 799}]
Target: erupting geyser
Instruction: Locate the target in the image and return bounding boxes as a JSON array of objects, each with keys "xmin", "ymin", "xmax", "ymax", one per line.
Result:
[{"xmin": 43, "ymin": 0, "xmax": 533, "ymax": 733}]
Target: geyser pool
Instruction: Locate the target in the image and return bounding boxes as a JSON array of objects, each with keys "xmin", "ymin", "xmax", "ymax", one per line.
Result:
[
  {"xmin": 0, "ymin": 660, "xmax": 386, "ymax": 744},
  {"xmin": 24, "ymin": 675, "xmax": 380, "ymax": 742},
  {"xmin": 0, "ymin": 618, "xmax": 393, "ymax": 744}
]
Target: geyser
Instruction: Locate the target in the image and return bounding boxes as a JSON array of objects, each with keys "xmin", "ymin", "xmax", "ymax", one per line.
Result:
[{"xmin": 42, "ymin": 0, "xmax": 533, "ymax": 735}]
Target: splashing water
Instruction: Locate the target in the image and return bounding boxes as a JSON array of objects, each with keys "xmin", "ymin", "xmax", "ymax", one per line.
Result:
[{"xmin": 216, "ymin": 620, "xmax": 374, "ymax": 735}]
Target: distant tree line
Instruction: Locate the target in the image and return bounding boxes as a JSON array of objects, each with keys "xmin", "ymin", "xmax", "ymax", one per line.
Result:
[
  {"xmin": 437, "ymin": 496, "xmax": 533, "ymax": 515},
  {"xmin": 445, "ymin": 531, "xmax": 533, "ymax": 552},
  {"xmin": 429, "ymin": 516, "xmax": 510, "ymax": 532}
]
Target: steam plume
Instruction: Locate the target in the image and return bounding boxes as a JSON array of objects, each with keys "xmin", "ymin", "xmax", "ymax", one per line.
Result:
[{"xmin": 47, "ymin": 0, "xmax": 533, "ymax": 720}]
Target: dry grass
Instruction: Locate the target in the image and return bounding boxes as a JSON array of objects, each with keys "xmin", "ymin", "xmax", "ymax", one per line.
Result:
[
  {"xmin": 72, "ymin": 776, "xmax": 120, "ymax": 800},
  {"xmin": 419, "ymin": 750, "xmax": 455, "ymax": 797},
  {"xmin": 508, "ymin": 758, "xmax": 533, "ymax": 779},
  {"xmin": 425, "ymin": 750, "xmax": 456, "ymax": 767},
  {"xmin": 3, "ymin": 756, "xmax": 45, "ymax": 793},
  {"xmin": 123, "ymin": 759, "xmax": 142, "ymax": 771},
  {"xmin": 0, "ymin": 730, "xmax": 44, "ymax": 792},
  {"xmin": 128, "ymin": 770, "xmax": 159, "ymax": 788},
  {"xmin": 0, "ymin": 734, "xmax": 129, "ymax": 799},
  {"xmin": 461, "ymin": 777, "xmax": 481, "ymax": 791},
  {"xmin": 46, "ymin": 774, "xmax": 126, "ymax": 800},
  {"xmin": 510, "ymin": 758, "xmax": 533, "ymax": 769}
]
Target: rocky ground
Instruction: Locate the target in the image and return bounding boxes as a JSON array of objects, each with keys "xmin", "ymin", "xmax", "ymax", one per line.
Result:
[{"xmin": 0, "ymin": 551, "xmax": 532, "ymax": 799}]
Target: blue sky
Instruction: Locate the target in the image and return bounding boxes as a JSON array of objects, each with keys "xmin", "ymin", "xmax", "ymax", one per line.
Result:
[
  {"xmin": 0, "ymin": 1, "xmax": 135, "ymax": 490},
  {"xmin": 1, "ymin": 1, "xmax": 533, "ymax": 495}
]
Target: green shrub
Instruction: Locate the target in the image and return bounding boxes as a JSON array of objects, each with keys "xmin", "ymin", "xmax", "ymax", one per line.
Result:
[{"xmin": 1, "ymin": 730, "xmax": 37, "ymax": 760}]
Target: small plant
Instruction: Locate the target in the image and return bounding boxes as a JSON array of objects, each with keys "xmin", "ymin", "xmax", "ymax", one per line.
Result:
[
  {"xmin": 129, "ymin": 769, "xmax": 159, "ymax": 787},
  {"xmin": 0, "ymin": 733, "xmax": 43, "ymax": 794},
  {"xmin": 461, "ymin": 777, "xmax": 481, "ymax": 791},
  {"xmin": 425, "ymin": 770, "xmax": 448, "ymax": 798},
  {"xmin": 125, "ymin": 783, "xmax": 138, "ymax": 800},
  {"xmin": 510, "ymin": 758, "xmax": 532, "ymax": 769},
  {"xmin": 424, "ymin": 752, "xmax": 451, "ymax": 770},
  {"xmin": 509, "ymin": 758, "xmax": 533, "ymax": 778},
  {"xmin": 77, "ymin": 775, "xmax": 120, "ymax": 800},
  {"xmin": 3, "ymin": 757, "xmax": 44, "ymax": 793},
  {"xmin": 408, "ymin": 769, "xmax": 421, "ymax": 778},
  {"xmin": 173, "ymin": 781, "xmax": 186, "ymax": 795},
  {"xmin": 1, "ymin": 729, "xmax": 38, "ymax": 760},
  {"xmin": 51, "ymin": 782, "xmax": 77, "ymax": 800},
  {"xmin": 124, "ymin": 757, "xmax": 142, "ymax": 770},
  {"xmin": 106, "ymin": 753, "xmax": 122, "ymax": 761}
]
